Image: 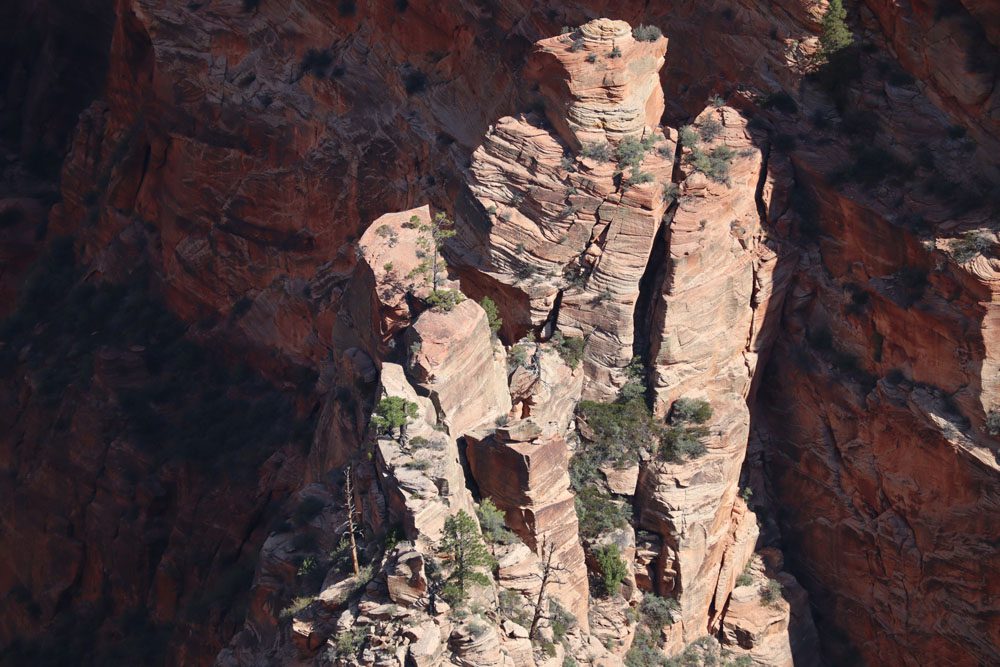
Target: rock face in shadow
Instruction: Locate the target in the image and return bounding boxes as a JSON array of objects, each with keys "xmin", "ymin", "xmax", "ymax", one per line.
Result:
[
  {"xmin": 3, "ymin": 0, "xmax": 999, "ymax": 663},
  {"xmin": 758, "ymin": 168, "xmax": 1000, "ymax": 665}
]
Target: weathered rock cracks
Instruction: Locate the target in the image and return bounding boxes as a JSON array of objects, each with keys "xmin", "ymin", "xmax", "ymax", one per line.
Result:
[{"xmin": 220, "ymin": 18, "xmax": 820, "ymax": 667}]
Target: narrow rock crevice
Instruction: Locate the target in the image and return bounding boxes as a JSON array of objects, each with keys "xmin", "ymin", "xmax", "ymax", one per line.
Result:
[{"xmin": 632, "ymin": 212, "xmax": 672, "ymax": 372}]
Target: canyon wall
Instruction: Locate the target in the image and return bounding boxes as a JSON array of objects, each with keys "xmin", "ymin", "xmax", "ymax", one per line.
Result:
[{"xmin": 0, "ymin": 0, "xmax": 997, "ymax": 665}]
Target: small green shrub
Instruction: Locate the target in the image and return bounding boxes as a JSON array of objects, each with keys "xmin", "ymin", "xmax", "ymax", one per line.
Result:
[
  {"xmin": 736, "ymin": 573, "xmax": 754, "ymax": 587},
  {"xmin": 509, "ymin": 344, "xmax": 529, "ymax": 369},
  {"xmin": 333, "ymin": 626, "xmax": 367, "ymax": 658},
  {"xmin": 609, "ymin": 46, "xmax": 622, "ymax": 58},
  {"xmin": 698, "ymin": 117, "xmax": 723, "ymax": 142},
  {"xmin": 425, "ymin": 288, "xmax": 465, "ymax": 311},
  {"xmin": 297, "ymin": 556, "xmax": 319, "ymax": 577},
  {"xmin": 499, "ymin": 589, "xmax": 532, "ymax": 626},
  {"xmin": 576, "ymin": 397, "xmax": 657, "ymax": 467},
  {"xmin": 551, "ymin": 331, "xmax": 585, "ymax": 369},
  {"xmin": 660, "ymin": 425, "xmax": 709, "ymax": 461},
  {"xmin": 986, "ymin": 409, "xmax": 1000, "ymax": 436},
  {"xmin": 582, "ymin": 142, "xmax": 611, "ymax": 162},
  {"xmin": 640, "ymin": 593, "xmax": 678, "ymax": 627},
  {"xmin": 549, "ymin": 600, "xmax": 576, "ymax": 641},
  {"xmin": 760, "ymin": 579, "xmax": 783, "ymax": 607},
  {"xmin": 951, "ymin": 233, "xmax": 990, "ymax": 263},
  {"xmin": 371, "ymin": 396, "xmax": 419, "ymax": 436},
  {"xmin": 659, "ymin": 398, "xmax": 712, "ymax": 462},
  {"xmin": 279, "ymin": 596, "xmax": 314, "ymax": 618},
  {"xmin": 624, "ymin": 629, "xmax": 662, "ymax": 667},
  {"xmin": 678, "ymin": 125, "xmax": 699, "ymax": 147},
  {"xmin": 632, "ymin": 25, "xmax": 663, "ymax": 42},
  {"xmin": 586, "ymin": 53, "xmax": 598, "ymax": 64},
  {"xmin": 480, "ymin": 296, "xmax": 502, "ymax": 335},
  {"xmin": 375, "ymin": 224, "xmax": 398, "ymax": 244},
  {"xmin": 477, "ymin": 498, "xmax": 518, "ymax": 544},
  {"xmin": 468, "ymin": 619, "xmax": 490, "ymax": 637},
  {"xmin": 624, "ymin": 170, "xmax": 655, "ymax": 187},
  {"xmin": 594, "ymin": 544, "xmax": 628, "ymax": 597},
  {"xmin": 689, "ymin": 145, "xmax": 734, "ymax": 184},
  {"xmin": 615, "ymin": 136, "xmax": 655, "ymax": 170},
  {"xmin": 670, "ymin": 398, "xmax": 713, "ymax": 424},
  {"xmin": 575, "ymin": 487, "xmax": 630, "ymax": 539}
]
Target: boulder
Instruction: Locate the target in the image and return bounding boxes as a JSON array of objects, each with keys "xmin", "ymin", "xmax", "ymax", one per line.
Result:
[{"xmin": 406, "ymin": 299, "xmax": 512, "ymax": 438}]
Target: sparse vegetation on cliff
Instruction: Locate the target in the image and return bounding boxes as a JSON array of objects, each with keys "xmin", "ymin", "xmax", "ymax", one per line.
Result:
[
  {"xmin": 574, "ymin": 487, "xmax": 630, "ymax": 539},
  {"xmin": 760, "ymin": 578, "xmax": 783, "ymax": 607},
  {"xmin": 409, "ymin": 212, "xmax": 456, "ymax": 292},
  {"xmin": 660, "ymin": 398, "xmax": 713, "ymax": 462},
  {"xmin": 551, "ymin": 331, "xmax": 585, "ymax": 369},
  {"xmin": 987, "ymin": 409, "xmax": 1000, "ymax": 436},
  {"xmin": 689, "ymin": 145, "xmax": 735, "ymax": 184},
  {"xmin": 594, "ymin": 544, "xmax": 628, "ymax": 596},
  {"xmin": 425, "ymin": 288, "xmax": 465, "ymax": 311},
  {"xmin": 476, "ymin": 498, "xmax": 518, "ymax": 545},
  {"xmin": 632, "ymin": 25, "xmax": 663, "ymax": 42},
  {"xmin": 639, "ymin": 593, "xmax": 679, "ymax": 627},
  {"xmin": 371, "ymin": 396, "xmax": 419, "ymax": 438},
  {"xmin": 951, "ymin": 232, "xmax": 990, "ymax": 263}
]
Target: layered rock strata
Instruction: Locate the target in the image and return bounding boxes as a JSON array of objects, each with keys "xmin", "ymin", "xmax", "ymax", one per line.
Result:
[
  {"xmin": 453, "ymin": 19, "xmax": 673, "ymax": 400},
  {"xmin": 467, "ymin": 431, "xmax": 589, "ymax": 626}
]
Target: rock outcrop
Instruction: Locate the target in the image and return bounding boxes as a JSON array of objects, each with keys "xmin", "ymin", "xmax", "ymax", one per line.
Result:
[
  {"xmin": 452, "ymin": 19, "xmax": 673, "ymax": 399},
  {"xmin": 406, "ymin": 299, "xmax": 512, "ymax": 438},
  {"xmin": 374, "ymin": 363, "xmax": 477, "ymax": 545},
  {"xmin": 4, "ymin": 0, "xmax": 1000, "ymax": 664},
  {"xmin": 467, "ymin": 430, "xmax": 590, "ymax": 626}
]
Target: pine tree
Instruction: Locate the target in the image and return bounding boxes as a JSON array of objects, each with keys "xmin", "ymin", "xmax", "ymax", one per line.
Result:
[
  {"xmin": 439, "ymin": 510, "xmax": 493, "ymax": 602},
  {"xmin": 820, "ymin": 0, "xmax": 852, "ymax": 57},
  {"xmin": 371, "ymin": 396, "xmax": 419, "ymax": 440}
]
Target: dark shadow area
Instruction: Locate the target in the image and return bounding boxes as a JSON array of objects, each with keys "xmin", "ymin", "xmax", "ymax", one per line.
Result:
[{"xmin": 0, "ymin": 238, "xmax": 316, "ymax": 665}]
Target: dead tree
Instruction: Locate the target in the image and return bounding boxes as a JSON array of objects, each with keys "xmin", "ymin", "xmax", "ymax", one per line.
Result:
[
  {"xmin": 528, "ymin": 538, "xmax": 568, "ymax": 640},
  {"xmin": 344, "ymin": 465, "xmax": 360, "ymax": 576}
]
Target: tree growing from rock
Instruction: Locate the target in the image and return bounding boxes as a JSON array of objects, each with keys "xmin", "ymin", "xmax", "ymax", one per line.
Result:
[
  {"xmin": 594, "ymin": 544, "xmax": 628, "ymax": 597},
  {"xmin": 480, "ymin": 296, "xmax": 502, "ymax": 337},
  {"xmin": 371, "ymin": 396, "xmax": 419, "ymax": 441},
  {"xmin": 820, "ymin": 0, "xmax": 852, "ymax": 58},
  {"xmin": 409, "ymin": 212, "xmax": 457, "ymax": 292},
  {"xmin": 528, "ymin": 538, "xmax": 569, "ymax": 640},
  {"xmin": 439, "ymin": 510, "xmax": 493, "ymax": 603},
  {"xmin": 343, "ymin": 465, "xmax": 360, "ymax": 576}
]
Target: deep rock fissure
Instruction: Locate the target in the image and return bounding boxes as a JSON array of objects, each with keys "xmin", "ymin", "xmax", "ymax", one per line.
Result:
[{"xmin": 632, "ymin": 211, "xmax": 673, "ymax": 372}]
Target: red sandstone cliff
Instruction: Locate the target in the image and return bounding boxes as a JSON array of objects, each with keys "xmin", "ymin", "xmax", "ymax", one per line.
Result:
[{"xmin": 1, "ymin": 0, "xmax": 998, "ymax": 665}]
